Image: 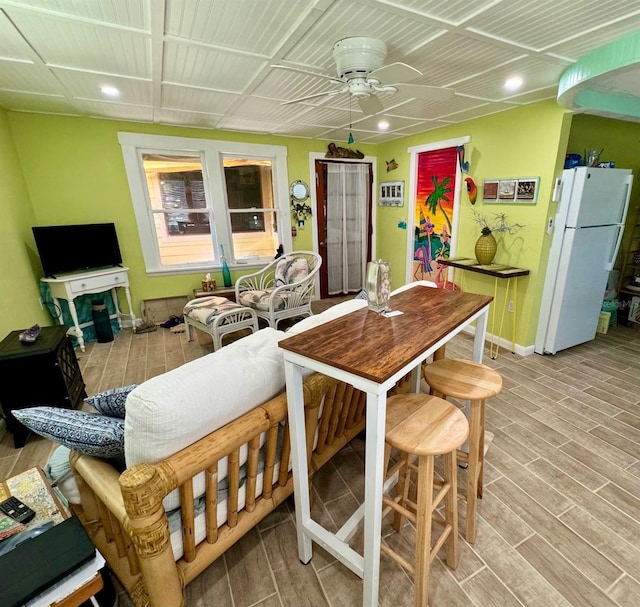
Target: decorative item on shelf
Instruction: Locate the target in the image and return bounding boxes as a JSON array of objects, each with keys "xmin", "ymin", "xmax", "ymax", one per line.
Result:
[
  {"xmin": 585, "ymin": 148, "xmax": 604, "ymax": 167},
  {"xmin": 220, "ymin": 245, "xmax": 232, "ymax": 287},
  {"xmin": 472, "ymin": 209, "xmax": 524, "ymax": 266},
  {"xmin": 475, "ymin": 229, "xmax": 498, "ymax": 265},
  {"xmin": 201, "ymin": 273, "xmax": 217, "ymax": 292},
  {"xmin": 18, "ymin": 324, "xmax": 41, "ymax": 344},
  {"xmin": 365, "ymin": 260, "xmax": 391, "ymax": 313}
]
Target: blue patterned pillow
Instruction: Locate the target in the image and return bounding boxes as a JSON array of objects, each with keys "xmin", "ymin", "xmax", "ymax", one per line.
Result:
[
  {"xmin": 84, "ymin": 384, "xmax": 137, "ymax": 418},
  {"xmin": 12, "ymin": 407, "xmax": 125, "ymax": 462}
]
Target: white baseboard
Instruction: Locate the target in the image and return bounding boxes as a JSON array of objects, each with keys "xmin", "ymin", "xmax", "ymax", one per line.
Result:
[{"xmin": 461, "ymin": 325, "xmax": 534, "ymax": 358}]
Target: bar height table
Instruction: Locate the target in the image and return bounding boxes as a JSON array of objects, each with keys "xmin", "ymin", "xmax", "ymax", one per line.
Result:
[{"xmin": 279, "ymin": 286, "xmax": 492, "ymax": 606}]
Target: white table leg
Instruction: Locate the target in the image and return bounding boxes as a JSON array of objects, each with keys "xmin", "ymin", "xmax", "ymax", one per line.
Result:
[
  {"xmin": 123, "ymin": 285, "xmax": 136, "ymax": 324},
  {"xmin": 67, "ymin": 299, "xmax": 85, "ymax": 352},
  {"xmin": 362, "ymin": 391, "xmax": 386, "ymax": 607},
  {"xmin": 409, "ymin": 364, "xmax": 421, "ymax": 393},
  {"xmin": 111, "ymin": 288, "xmax": 123, "ymax": 329},
  {"xmin": 473, "ymin": 307, "xmax": 488, "ymax": 363},
  {"xmin": 284, "ymin": 361, "xmax": 313, "ymax": 564}
]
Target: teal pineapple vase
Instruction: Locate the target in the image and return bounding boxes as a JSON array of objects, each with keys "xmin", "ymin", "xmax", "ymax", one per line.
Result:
[{"xmin": 221, "ymin": 245, "xmax": 232, "ymax": 287}]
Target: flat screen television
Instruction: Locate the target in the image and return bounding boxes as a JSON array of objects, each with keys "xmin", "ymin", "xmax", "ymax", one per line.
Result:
[{"xmin": 32, "ymin": 223, "xmax": 123, "ymax": 277}]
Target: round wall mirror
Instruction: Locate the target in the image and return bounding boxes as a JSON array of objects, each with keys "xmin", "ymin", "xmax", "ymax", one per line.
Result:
[{"xmin": 290, "ymin": 180, "xmax": 310, "ymax": 201}]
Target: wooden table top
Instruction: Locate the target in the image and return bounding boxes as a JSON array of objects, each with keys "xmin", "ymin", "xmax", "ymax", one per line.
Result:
[{"xmin": 279, "ymin": 286, "xmax": 492, "ymax": 384}]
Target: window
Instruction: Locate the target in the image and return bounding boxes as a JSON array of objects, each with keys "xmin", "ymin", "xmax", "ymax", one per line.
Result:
[{"xmin": 118, "ymin": 133, "xmax": 292, "ymax": 275}]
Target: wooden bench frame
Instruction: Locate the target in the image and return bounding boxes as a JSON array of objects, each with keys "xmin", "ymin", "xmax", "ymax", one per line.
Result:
[{"xmin": 69, "ymin": 371, "xmax": 391, "ymax": 607}]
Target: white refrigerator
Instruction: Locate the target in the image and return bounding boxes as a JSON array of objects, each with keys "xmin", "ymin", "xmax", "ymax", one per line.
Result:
[{"xmin": 535, "ymin": 167, "xmax": 633, "ymax": 355}]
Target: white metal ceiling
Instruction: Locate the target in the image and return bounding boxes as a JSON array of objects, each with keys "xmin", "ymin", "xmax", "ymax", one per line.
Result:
[{"xmin": 0, "ymin": 0, "xmax": 638, "ymax": 142}]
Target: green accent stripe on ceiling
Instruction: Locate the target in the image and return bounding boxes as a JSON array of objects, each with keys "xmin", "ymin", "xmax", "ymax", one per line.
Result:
[{"xmin": 558, "ymin": 30, "xmax": 640, "ymax": 119}]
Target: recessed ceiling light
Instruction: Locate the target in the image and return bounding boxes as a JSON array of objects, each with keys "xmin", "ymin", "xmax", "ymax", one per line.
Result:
[
  {"xmin": 100, "ymin": 86, "xmax": 120, "ymax": 97},
  {"xmin": 504, "ymin": 76, "xmax": 523, "ymax": 91},
  {"xmin": 378, "ymin": 120, "xmax": 390, "ymax": 130}
]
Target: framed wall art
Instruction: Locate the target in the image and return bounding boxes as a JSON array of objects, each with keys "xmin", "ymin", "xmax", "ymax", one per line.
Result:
[
  {"xmin": 483, "ymin": 177, "xmax": 539, "ymax": 204},
  {"xmin": 379, "ymin": 180, "xmax": 404, "ymax": 206}
]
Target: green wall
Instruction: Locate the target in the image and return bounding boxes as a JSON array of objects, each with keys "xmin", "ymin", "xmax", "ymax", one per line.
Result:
[
  {"xmin": 7, "ymin": 113, "xmax": 374, "ymax": 319},
  {"xmin": 0, "ymin": 109, "xmax": 50, "ymax": 338},
  {"xmin": 376, "ymin": 100, "xmax": 573, "ymax": 348},
  {"xmin": 566, "ymin": 114, "xmax": 640, "ymax": 259},
  {"xmin": 4, "ymin": 101, "xmax": 600, "ymax": 350}
]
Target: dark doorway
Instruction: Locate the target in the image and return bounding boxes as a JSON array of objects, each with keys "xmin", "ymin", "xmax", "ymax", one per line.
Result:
[{"xmin": 314, "ymin": 160, "xmax": 374, "ymax": 299}]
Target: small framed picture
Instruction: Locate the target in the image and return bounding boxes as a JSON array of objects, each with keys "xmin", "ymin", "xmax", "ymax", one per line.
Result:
[
  {"xmin": 482, "ymin": 180, "xmax": 498, "ymax": 201},
  {"xmin": 498, "ymin": 180, "xmax": 517, "ymax": 200},
  {"xmin": 379, "ymin": 181, "xmax": 404, "ymax": 206},
  {"xmin": 516, "ymin": 178, "xmax": 539, "ymax": 202}
]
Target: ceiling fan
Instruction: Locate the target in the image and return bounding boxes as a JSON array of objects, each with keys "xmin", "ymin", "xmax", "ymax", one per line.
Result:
[{"xmin": 271, "ymin": 37, "xmax": 455, "ymax": 115}]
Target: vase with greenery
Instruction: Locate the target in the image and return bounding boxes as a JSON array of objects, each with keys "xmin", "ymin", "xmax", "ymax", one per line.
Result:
[{"xmin": 472, "ymin": 210, "xmax": 524, "ymax": 265}]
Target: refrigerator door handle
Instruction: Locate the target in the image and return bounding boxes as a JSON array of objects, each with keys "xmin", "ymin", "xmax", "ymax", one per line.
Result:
[
  {"xmin": 618, "ymin": 177, "xmax": 633, "ymax": 223},
  {"xmin": 605, "ymin": 176, "xmax": 633, "ymax": 271},
  {"xmin": 605, "ymin": 225, "xmax": 624, "ymax": 271}
]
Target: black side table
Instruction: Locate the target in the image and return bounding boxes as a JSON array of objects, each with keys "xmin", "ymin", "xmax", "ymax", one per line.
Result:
[{"xmin": 0, "ymin": 326, "xmax": 86, "ymax": 447}]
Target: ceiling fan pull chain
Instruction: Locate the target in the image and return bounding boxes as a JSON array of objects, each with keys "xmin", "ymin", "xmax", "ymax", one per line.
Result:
[{"xmin": 348, "ymin": 96, "xmax": 354, "ymax": 144}]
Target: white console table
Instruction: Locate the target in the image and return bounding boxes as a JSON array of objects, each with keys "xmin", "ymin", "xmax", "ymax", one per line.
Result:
[{"xmin": 41, "ymin": 267, "xmax": 136, "ymax": 351}]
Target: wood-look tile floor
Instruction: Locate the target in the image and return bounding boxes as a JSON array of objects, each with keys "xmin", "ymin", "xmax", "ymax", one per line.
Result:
[{"xmin": 1, "ymin": 304, "xmax": 640, "ymax": 607}]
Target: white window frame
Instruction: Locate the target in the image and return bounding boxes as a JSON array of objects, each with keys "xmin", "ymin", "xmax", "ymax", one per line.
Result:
[{"xmin": 118, "ymin": 132, "xmax": 292, "ymax": 276}]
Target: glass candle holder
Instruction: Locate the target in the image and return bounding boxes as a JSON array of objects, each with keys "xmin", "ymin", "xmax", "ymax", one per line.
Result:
[{"xmin": 366, "ymin": 260, "xmax": 391, "ymax": 313}]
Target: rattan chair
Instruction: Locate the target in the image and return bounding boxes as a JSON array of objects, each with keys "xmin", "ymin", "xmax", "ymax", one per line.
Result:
[{"xmin": 235, "ymin": 251, "xmax": 322, "ymax": 328}]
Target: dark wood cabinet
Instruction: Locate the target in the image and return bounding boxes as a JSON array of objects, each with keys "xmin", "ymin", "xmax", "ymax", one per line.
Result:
[{"xmin": 0, "ymin": 325, "xmax": 86, "ymax": 448}]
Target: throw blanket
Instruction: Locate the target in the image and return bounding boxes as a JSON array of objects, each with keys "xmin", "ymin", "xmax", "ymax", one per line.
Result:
[{"xmin": 183, "ymin": 296, "xmax": 240, "ymax": 325}]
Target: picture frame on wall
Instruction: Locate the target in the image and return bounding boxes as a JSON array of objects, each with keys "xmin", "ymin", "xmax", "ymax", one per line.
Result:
[
  {"xmin": 482, "ymin": 180, "xmax": 498, "ymax": 201},
  {"xmin": 483, "ymin": 177, "xmax": 539, "ymax": 204},
  {"xmin": 379, "ymin": 180, "xmax": 404, "ymax": 206},
  {"xmin": 498, "ymin": 180, "xmax": 517, "ymax": 201}
]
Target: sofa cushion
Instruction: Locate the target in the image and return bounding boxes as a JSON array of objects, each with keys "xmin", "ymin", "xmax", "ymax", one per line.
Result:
[
  {"xmin": 238, "ymin": 289, "xmax": 284, "ymax": 311},
  {"xmin": 275, "ymin": 256, "xmax": 309, "ymax": 286},
  {"xmin": 85, "ymin": 384, "xmax": 137, "ymax": 418},
  {"xmin": 183, "ymin": 296, "xmax": 242, "ymax": 325},
  {"xmin": 12, "ymin": 407, "xmax": 125, "ymax": 463},
  {"xmin": 124, "ymin": 327, "xmax": 287, "ymax": 509}
]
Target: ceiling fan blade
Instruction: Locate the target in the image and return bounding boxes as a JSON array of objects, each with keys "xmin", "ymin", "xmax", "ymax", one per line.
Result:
[
  {"xmin": 281, "ymin": 88, "xmax": 345, "ymax": 106},
  {"xmin": 369, "ymin": 62, "xmax": 422, "ymax": 84},
  {"xmin": 358, "ymin": 94, "xmax": 384, "ymax": 115},
  {"xmin": 396, "ymin": 83, "xmax": 455, "ymax": 101},
  {"xmin": 270, "ymin": 64, "xmax": 343, "ymax": 84}
]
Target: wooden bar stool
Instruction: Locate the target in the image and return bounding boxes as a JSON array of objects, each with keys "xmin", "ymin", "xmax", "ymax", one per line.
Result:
[
  {"xmin": 382, "ymin": 394, "xmax": 469, "ymax": 607},
  {"xmin": 423, "ymin": 359, "xmax": 502, "ymax": 543}
]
